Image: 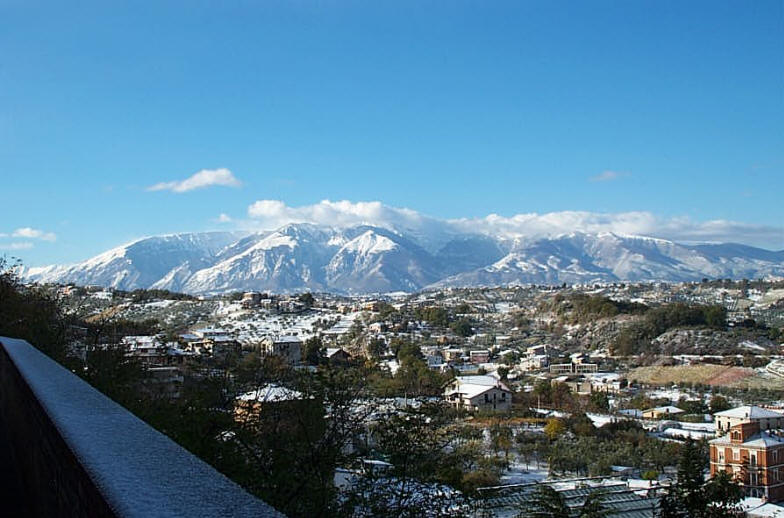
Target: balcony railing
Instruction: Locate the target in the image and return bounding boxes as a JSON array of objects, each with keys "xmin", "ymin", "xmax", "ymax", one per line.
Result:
[{"xmin": 0, "ymin": 336, "xmax": 284, "ymax": 517}]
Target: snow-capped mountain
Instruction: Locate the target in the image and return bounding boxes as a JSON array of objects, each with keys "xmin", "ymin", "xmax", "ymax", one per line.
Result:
[
  {"xmin": 24, "ymin": 225, "xmax": 784, "ymax": 294},
  {"xmin": 325, "ymin": 227, "xmax": 441, "ymax": 293},
  {"xmin": 25, "ymin": 232, "xmax": 244, "ymax": 292},
  {"xmin": 434, "ymin": 233, "xmax": 784, "ymax": 287}
]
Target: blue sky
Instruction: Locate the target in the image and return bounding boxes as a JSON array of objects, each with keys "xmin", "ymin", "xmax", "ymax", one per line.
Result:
[{"xmin": 1, "ymin": 1, "xmax": 782, "ymax": 265}]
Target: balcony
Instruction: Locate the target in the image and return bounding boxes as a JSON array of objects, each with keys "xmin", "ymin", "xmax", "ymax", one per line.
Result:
[{"xmin": 0, "ymin": 336, "xmax": 284, "ymax": 517}]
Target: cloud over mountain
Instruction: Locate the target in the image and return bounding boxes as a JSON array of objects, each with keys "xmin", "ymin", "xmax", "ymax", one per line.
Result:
[{"xmin": 244, "ymin": 200, "xmax": 784, "ymax": 250}]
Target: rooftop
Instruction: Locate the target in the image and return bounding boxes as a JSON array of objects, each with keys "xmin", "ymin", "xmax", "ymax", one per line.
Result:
[
  {"xmin": 714, "ymin": 405, "xmax": 784, "ymax": 419},
  {"xmin": 711, "ymin": 428, "xmax": 784, "ymax": 447}
]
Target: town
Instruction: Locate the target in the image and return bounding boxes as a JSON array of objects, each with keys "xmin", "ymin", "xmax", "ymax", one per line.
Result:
[{"xmin": 11, "ymin": 276, "xmax": 780, "ymax": 517}]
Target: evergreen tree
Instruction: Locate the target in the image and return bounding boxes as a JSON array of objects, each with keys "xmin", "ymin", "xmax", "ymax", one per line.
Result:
[
  {"xmin": 519, "ymin": 484, "xmax": 570, "ymax": 518},
  {"xmin": 579, "ymin": 491, "xmax": 608, "ymax": 518},
  {"xmin": 658, "ymin": 439, "xmax": 743, "ymax": 518}
]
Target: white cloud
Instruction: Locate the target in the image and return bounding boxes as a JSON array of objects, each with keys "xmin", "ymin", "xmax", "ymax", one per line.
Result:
[
  {"xmin": 0, "ymin": 242, "xmax": 34, "ymax": 250},
  {"xmin": 454, "ymin": 211, "xmax": 784, "ymax": 247},
  {"xmin": 248, "ymin": 200, "xmax": 443, "ymax": 236},
  {"xmin": 589, "ymin": 170, "xmax": 628, "ymax": 182},
  {"xmin": 245, "ymin": 199, "xmax": 784, "ymax": 249},
  {"xmin": 147, "ymin": 168, "xmax": 242, "ymax": 193},
  {"xmin": 217, "ymin": 213, "xmax": 233, "ymax": 223},
  {"xmin": 247, "ymin": 199, "xmax": 431, "ymax": 231},
  {"xmin": 11, "ymin": 227, "xmax": 56, "ymax": 241}
]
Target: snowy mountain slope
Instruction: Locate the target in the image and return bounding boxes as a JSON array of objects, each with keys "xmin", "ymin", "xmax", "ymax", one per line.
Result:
[
  {"xmin": 434, "ymin": 235, "xmax": 507, "ymax": 276},
  {"xmin": 23, "ymin": 226, "xmax": 784, "ymax": 294},
  {"xmin": 25, "ymin": 232, "xmax": 245, "ymax": 291},
  {"xmin": 325, "ymin": 227, "xmax": 441, "ymax": 293},
  {"xmin": 181, "ymin": 224, "xmax": 336, "ymax": 294},
  {"xmin": 431, "ymin": 232, "xmax": 784, "ymax": 288}
]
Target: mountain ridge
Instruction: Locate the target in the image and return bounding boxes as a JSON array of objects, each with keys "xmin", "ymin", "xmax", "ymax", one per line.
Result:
[{"xmin": 23, "ymin": 225, "xmax": 784, "ymax": 294}]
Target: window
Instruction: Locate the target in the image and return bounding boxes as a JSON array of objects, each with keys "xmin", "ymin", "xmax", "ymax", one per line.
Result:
[
  {"xmin": 751, "ymin": 453, "xmax": 757, "ymax": 466},
  {"xmin": 733, "ymin": 449, "xmax": 740, "ymax": 461}
]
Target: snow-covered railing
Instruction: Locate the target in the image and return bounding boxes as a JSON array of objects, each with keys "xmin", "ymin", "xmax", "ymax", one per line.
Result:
[{"xmin": 0, "ymin": 336, "xmax": 284, "ymax": 518}]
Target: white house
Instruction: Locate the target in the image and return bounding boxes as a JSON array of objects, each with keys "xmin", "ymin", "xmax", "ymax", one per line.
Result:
[
  {"xmin": 260, "ymin": 335, "xmax": 302, "ymax": 365},
  {"xmin": 444, "ymin": 375, "xmax": 512, "ymax": 412}
]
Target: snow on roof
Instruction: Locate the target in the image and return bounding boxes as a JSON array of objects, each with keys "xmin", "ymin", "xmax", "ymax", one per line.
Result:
[
  {"xmin": 275, "ymin": 335, "xmax": 302, "ymax": 343},
  {"xmin": 237, "ymin": 384, "xmax": 303, "ymax": 402},
  {"xmin": 194, "ymin": 327, "xmax": 227, "ymax": 334},
  {"xmin": 445, "ymin": 375, "xmax": 511, "ymax": 399},
  {"xmin": 0, "ymin": 337, "xmax": 282, "ymax": 518},
  {"xmin": 587, "ymin": 372, "xmax": 620, "ymax": 381},
  {"xmin": 663, "ymin": 428, "xmax": 714, "ymax": 440},
  {"xmin": 121, "ymin": 335, "xmax": 159, "ymax": 343},
  {"xmin": 453, "ymin": 375, "xmax": 503, "ymax": 386},
  {"xmin": 645, "ymin": 406, "xmax": 684, "ymax": 414},
  {"xmin": 711, "ymin": 428, "xmax": 784, "ymax": 447},
  {"xmin": 362, "ymin": 459, "xmax": 393, "ymax": 467},
  {"xmin": 714, "ymin": 405, "xmax": 784, "ymax": 419},
  {"xmin": 326, "ymin": 348, "xmax": 348, "ymax": 358}
]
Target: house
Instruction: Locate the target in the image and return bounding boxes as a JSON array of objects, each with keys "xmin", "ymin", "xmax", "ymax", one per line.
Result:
[
  {"xmin": 444, "ymin": 375, "xmax": 512, "ymax": 412},
  {"xmin": 709, "ymin": 421, "xmax": 784, "ymax": 501},
  {"xmin": 209, "ymin": 335, "xmax": 242, "ymax": 360},
  {"xmin": 193, "ymin": 327, "xmax": 229, "ymax": 340},
  {"xmin": 260, "ymin": 335, "xmax": 302, "ymax": 365},
  {"xmin": 520, "ymin": 355, "xmax": 549, "ymax": 372},
  {"xmin": 234, "ymin": 384, "xmax": 305, "ymax": 422},
  {"xmin": 241, "ymin": 291, "xmax": 262, "ymax": 308},
  {"xmin": 181, "ymin": 330, "xmax": 240, "ymax": 359},
  {"xmin": 551, "ymin": 375, "xmax": 593, "ymax": 395},
  {"xmin": 469, "ymin": 349, "xmax": 490, "ymax": 364},
  {"xmin": 587, "ymin": 372, "xmax": 624, "ymax": 393},
  {"xmin": 234, "ymin": 384, "xmax": 324, "ymax": 441},
  {"xmin": 714, "ymin": 406, "xmax": 784, "ymax": 436},
  {"xmin": 549, "ymin": 362, "xmax": 599, "ymax": 375},
  {"xmin": 363, "ymin": 301, "xmax": 380, "ymax": 312},
  {"xmin": 279, "ymin": 300, "xmax": 306, "ymax": 313},
  {"xmin": 443, "ymin": 348, "xmax": 464, "ymax": 363},
  {"xmin": 526, "ymin": 345, "xmax": 548, "ymax": 356},
  {"xmin": 642, "ymin": 406, "xmax": 685, "ymax": 420},
  {"xmin": 368, "ymin": 322, "xmax": 387, "ymax": 334},
  {"xmin": 326, "ymin": 347, "xmax": 351, "ymax": 364},
  {"xmin": 121, "ymin": 335, "xmax": 168, "ymax": 366}
]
